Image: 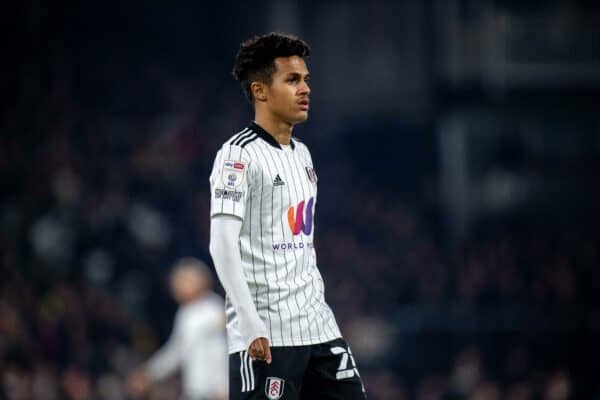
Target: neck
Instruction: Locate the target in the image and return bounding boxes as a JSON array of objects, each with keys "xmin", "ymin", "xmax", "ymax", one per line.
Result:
[
  {"xmin": 179, "ymin": 290, "xmax": 207, "ymax": 305},
  {"xmin": 254, "ymin": 110, "xmax": 293, "ymax": 145}
]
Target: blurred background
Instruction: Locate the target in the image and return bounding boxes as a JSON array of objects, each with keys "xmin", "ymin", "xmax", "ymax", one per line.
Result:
[{"xmin": 2, "ymin": 0, "xmax": 599, "ymax": 399}]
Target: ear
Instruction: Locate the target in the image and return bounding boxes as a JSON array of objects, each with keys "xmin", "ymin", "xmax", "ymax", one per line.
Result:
[{"xmin": 251, "ymin": 81, "xmax": 268, "ymax": 102}]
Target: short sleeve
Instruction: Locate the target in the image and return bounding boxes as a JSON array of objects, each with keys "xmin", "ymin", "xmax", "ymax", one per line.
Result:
[{"xmin": 209, "ymin": 144, "xmax": 252, "ymax": 220}]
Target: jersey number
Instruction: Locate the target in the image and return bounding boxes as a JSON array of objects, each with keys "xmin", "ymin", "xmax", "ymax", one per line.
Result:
[{"xmin": 330, "ymin": 346, "xmax": 360, "ymax": 380}]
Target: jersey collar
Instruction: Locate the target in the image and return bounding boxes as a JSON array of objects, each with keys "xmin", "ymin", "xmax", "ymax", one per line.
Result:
[{"xmin": 249, "ymin": 121, "xmax": 296, "ymax": 150}]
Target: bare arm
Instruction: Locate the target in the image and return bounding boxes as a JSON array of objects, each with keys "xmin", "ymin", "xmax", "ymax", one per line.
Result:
[{"xmin": 144, "ymin": 318, "xmax": 181, "ymax": 380}]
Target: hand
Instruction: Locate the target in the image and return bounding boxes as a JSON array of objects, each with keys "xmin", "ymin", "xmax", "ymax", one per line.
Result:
[
  {"xmin": 248, "ymin": 337, "xmax": 272, "ymax": 364},
  {"xmin": 126, "ymin": 370, "xmax": 152, "ymax": 398}
]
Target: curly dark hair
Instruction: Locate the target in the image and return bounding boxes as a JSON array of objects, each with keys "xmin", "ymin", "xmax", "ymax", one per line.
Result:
[{"xmin": 232, "ymin": 32, "xmax": 310, "ymax": 102}]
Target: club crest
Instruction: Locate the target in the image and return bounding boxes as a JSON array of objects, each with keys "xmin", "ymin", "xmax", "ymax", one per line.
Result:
[
  {"xmin": 305, "ymin": 166, "xmax": 317, "ymax": 183},
  {"xmin": 265, "ymin": 377, "xmax": 285, "ymax": 400}
]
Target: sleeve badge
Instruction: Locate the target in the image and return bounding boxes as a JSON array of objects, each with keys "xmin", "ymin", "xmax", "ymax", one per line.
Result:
[{"xmin": 221, "ymin": 160, "xmax": 246, "ymax": 188}]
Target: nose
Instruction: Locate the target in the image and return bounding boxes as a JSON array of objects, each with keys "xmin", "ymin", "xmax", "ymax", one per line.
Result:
[{"xmin": 299, "ymin": 81, "xmax": 310, "ymax": 96}]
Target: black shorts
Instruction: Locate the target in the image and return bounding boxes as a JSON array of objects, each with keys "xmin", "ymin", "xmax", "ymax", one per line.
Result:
[{"xmin": 229, "ymin": 337, "xmax": 366, "ymax": 400}]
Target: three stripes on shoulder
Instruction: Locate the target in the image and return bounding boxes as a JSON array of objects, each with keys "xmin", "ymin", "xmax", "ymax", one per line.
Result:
[{"xmin": 230, "ymin": 128, "xmax": 258, "ymax": 148}]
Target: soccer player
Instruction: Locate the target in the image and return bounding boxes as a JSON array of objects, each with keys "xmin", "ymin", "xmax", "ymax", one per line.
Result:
[
  {"xmin": 127, "ymin": 258, "xmax": 228, "ymax": 400},
  {"xmin": 209, "ymin": 33, "xmax": 366, "ymax": 399}
]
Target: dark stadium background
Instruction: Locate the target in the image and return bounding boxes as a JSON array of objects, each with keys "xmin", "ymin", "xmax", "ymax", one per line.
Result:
[{"xmin": 2, "ymin": 0, "xmax": 599, "ymax": 399}]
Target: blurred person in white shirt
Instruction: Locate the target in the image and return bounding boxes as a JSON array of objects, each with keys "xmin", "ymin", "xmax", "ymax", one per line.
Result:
[{"xmin": 128, "ymin": 257, "xmax": 228, "ymax": 400}]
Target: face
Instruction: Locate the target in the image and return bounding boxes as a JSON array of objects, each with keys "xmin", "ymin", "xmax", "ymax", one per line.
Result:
[
  {"xmin": 170, "ymin": 267, "xmax": 206, "ymax": 304},
  {"xmin": 261, "ymin": 55, "xmax": 311, "ymax": 125}
]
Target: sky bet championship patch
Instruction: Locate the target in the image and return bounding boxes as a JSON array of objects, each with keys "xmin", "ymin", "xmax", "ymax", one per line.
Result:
[{"xmin": 221, "ymin": 160, "xmax": 245, "ymax": 188}]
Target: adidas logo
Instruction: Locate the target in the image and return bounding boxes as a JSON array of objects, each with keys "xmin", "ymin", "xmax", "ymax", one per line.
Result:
[{"xmin": 273, "ymin": 174, "xmax": 285, "ymax": 187}]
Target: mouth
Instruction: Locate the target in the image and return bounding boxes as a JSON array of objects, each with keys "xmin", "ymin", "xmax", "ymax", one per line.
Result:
[{"xmin": 298, "ymin": 100, "xmax": 310, "ymax": 111}]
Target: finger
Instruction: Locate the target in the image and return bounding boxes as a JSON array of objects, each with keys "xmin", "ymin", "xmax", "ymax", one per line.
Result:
[
  {"xmin": 261, "ymin": 338, "xmax": 272, "ymax": 364},
  {"xmin": 257, "ymin": 342, "xmax": 266, "ymax": 359},
  {"xmin": 250, "ymin": 341, "xmax": 264, "ymax": 360}
]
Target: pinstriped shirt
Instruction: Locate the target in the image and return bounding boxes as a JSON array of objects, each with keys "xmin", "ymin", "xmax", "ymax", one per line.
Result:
[{"xmin": 209, "ymin": 121, "xmax": 341, "ymax": 354}]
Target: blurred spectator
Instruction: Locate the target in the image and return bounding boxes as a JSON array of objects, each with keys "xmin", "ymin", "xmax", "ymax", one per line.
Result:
[{"xmin": 127, "ymin": 258, "xmax": 227, "ymax": 400}]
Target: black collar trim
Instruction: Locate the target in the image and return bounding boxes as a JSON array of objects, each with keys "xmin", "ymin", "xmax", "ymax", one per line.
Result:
[{"xmin": 249, "ymin": 121, "xmax": 295, "ymax": 150}]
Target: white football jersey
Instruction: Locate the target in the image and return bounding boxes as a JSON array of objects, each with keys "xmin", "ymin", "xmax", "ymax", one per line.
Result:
[
  {"xmin": 145, "ymin": 293, "xmax": 228, "ymax": 398},
  {"xmin": 209, "ymin": 121, "xmax": 341, "ymax": 353}
]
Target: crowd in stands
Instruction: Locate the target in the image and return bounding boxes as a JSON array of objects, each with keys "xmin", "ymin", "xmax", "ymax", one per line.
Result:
[{"xmin": 1, "ymin": 63, "xmax": 597, "ymax": 399}]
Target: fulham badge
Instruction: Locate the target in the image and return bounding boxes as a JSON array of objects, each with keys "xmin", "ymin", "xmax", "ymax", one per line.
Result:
[
  {"xmin": 305, "ymin": 166, "xmax": 317, "ymax": 184},
  {"xmin": 265, "ymin": 377, "xmax": 285, "ymax": 400}
]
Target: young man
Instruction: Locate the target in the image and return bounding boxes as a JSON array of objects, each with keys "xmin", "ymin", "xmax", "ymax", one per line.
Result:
[
  {"xmin": 128, "ymin": 258, "xmax": 228, "ymax": 400},
  {"xmin": 209, "ymin": 33, "xmax": 366, "ymax": 399}
]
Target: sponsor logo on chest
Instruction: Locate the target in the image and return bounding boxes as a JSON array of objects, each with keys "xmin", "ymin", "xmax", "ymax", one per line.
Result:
[{"xmin": 287, "ymin": 197, "xmax": 314, "ymax": 236}]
